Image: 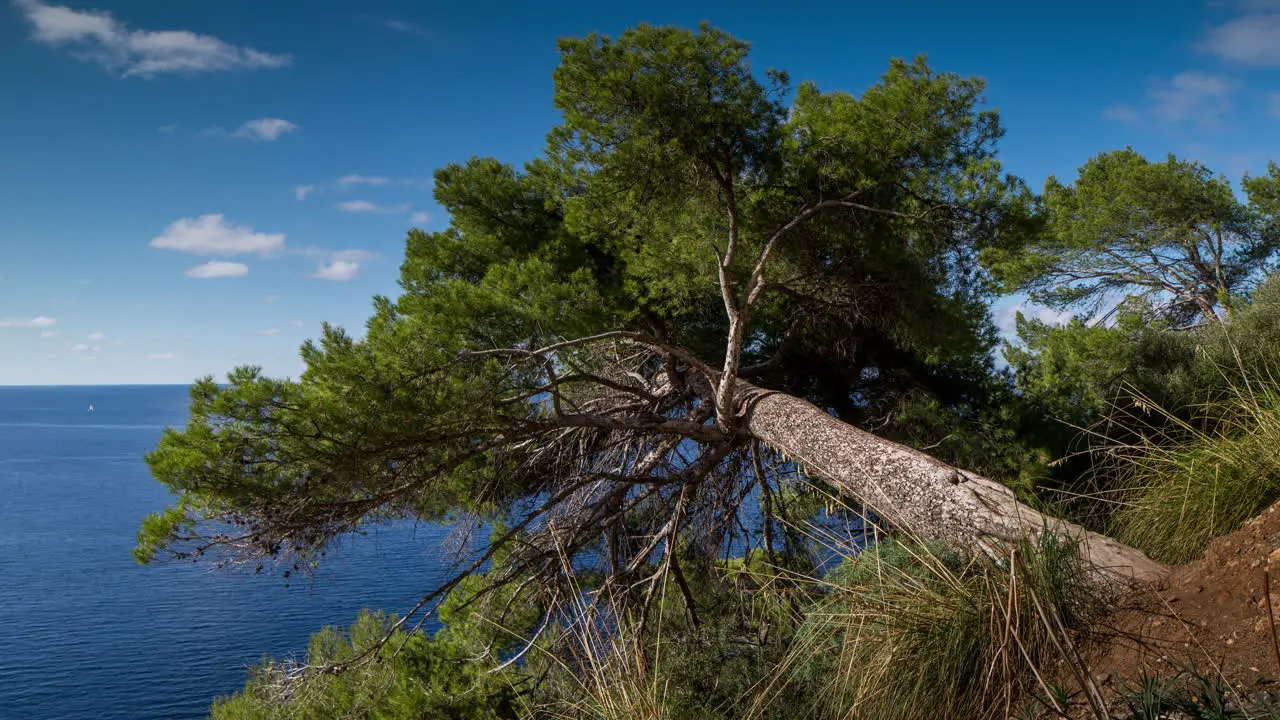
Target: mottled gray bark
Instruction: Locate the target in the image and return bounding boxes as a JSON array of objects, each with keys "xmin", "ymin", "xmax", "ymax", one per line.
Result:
[{"xmin": 738, "ymin": 382, "xmax": 1170, "ymax": 590}]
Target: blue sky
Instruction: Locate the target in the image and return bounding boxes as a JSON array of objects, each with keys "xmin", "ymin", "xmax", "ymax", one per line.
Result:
[{"xmin": 1, "ymin": 0, "xmax": 1278, "ymax": 385}]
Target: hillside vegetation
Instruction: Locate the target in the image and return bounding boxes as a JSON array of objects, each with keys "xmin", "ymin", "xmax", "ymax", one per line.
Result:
[{"xmin": 137, "ymin": 22, "xmax": 1280, "ymax": 719}]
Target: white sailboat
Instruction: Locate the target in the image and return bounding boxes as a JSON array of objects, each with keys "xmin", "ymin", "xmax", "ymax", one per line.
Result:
[{"xmin": 87, "ymin": 403, "xmax": 94, "ymax": 414}]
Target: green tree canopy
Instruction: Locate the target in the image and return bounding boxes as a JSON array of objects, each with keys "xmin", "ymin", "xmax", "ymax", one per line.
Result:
[
  {"xmin": 138, "ymin": 24, "xmax": 1042, "ymax": 655},
  {"xmin": 986, "ymin": 149, "xmax": 1280, "ymax": 325},
  {"xmin": 1009, "ymin": 274, "xmax": 1280, "ymax": 431}
]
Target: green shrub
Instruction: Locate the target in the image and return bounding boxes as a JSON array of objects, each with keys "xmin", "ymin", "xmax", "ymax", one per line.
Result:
[
  {"xmin": 779, "ymin": 534, "xmax": 1102, "ymax": 720},
  {"xmin": 1108, "ymin": 379, "xmax": 1280, "ymax": 563},
  {"xmin": 211, "ymin": 610, "xmax": 526, "ymax": 720}
]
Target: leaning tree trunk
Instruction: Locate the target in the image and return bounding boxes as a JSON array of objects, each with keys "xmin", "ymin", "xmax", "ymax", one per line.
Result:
[{"xmin": 737, "ymin": 382, "xmax": 1170, "ymax": 591}]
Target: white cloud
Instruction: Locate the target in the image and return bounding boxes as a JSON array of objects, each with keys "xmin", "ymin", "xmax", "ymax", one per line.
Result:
[
  {"xmin": 1112, "ymin": 72, "xmax": 1239, "ymax": 127},
  {"xmin": 291, "ymin": 319, "xmax": 304, "ymax": 327},
  {"xmin": 1151, "ymin": 71, "xmax": 1237, "ymax": 124},
  {"xmin": 297, "ymin": 247, "xmax": 373, "ymax": 281},
  {"xmin": 68, "ymin": 343, "xmax": 99, "ymax": 353},
  {"xmin": 87, "ymin": 331, "xmax": 105, "ymax": 340},
  {"xmin": 296, "ymin": 174, "xmax": 406, "ymax": 199},
  {"xmin": 185, "ymin": 260, "xmax": 249, "ymax": 278},
  {"xmin": 1205, "ymin": 13, "xmax": 1280, "ymax": 65},
  {"xmin": 151, "ymin": 214, "xmax": 284, "ymax": 255},
  {"xmin": 260, "ymin": 294, "xmax": 278, "ymax": 302},
  {"xmin": 15, "ymin": 0, "xmax": 291, "ymax": 77},
  {"xmin": 313, "ymin": 259, "xmax": 360, "ymax": 281},
  {"xmin": 159, "ymin": 123, "xmax": 178, "ymax": 134},
  {"xmin": 337, "ymin": 175, "xmax": 391, "ymax": 187},
  {"xmin": 40, "ymin": 330, "xmax": 60, "ymax": 338},
  {"xmin": 332, "ymin": 248, "xmax": 374, "ymax": 262},
  {"xmin": 337, "ymin": 200, "xmax": 411, "ymax": 214},
  {"xmin": 410, "ymin": 211, "xmax": 430, "ymax": 224},
  {"xmin": 0, "ymin": 316, "xmax": 57, "ymax": 328},
  {"xmin": 231, "ymin": 118, "xmax": 298, "ymax": 141},
  {"xmin": 255, "ymin": 328, "xmax": 282, "ymax": 336},
  {"xmin": 147, "ymin": 351, "xmax": 176, "ymax": 360},
  {"xmin": 383, "ymin": 19, "xmax": 426, "ymax": 36},
  {"xmin": 994, "ymin": 303, "xmax": 1074, "ymax": 337}
]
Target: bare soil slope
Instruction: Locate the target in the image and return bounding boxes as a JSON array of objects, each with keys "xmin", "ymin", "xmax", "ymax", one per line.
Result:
[{"xmin": 1092, "ymin": 501, "xmax": 1280, "ymax": 691}]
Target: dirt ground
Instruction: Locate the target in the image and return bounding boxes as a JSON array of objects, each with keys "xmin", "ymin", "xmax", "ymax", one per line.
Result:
[{"xmin": 1085, "ymin": 501, "xmax": 1280, "ymax": 702}]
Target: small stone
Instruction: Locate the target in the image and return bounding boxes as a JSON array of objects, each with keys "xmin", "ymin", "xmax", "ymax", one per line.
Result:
[
  {"xmin": 1268, "ymin": 548, "xmax": 1280, "ymax": 567},
  {"xmin": 1227, "ymin": 638, "xmax": 1236, "ymax": 645}
]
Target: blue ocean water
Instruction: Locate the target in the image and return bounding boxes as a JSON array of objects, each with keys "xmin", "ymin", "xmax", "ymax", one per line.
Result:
[{"xmin": 0, "ymin": 385, "xmax": 472, "ymax": 720}]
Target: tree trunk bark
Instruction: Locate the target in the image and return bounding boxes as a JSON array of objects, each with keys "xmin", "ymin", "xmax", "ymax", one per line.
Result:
[{"xmin": 738, "ymin": 381, "xmax": 1170, "ymax": 592}]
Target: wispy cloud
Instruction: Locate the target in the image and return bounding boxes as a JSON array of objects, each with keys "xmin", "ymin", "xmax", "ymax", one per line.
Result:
[
  {"xmin": 383, "ymin": 19, "xmax": 427, "ymax": 37},
  {"xmin": 40, "ymin": 330, "xmax": 60, "ymax": 338},
  {"xmin": 151, "ymin": 214, "xmax": 284, "ymax": 255},
  {"xmin": 147, "ymin": 351, "xmax": 176, "ymax": 360},
  {"xmin": 291, "ymin": 319, "xmax": 304, "ymax": 327},
  {"xmin": 230, "ymin": 117, "xmax": 298, "ymax": 141},
  {"xmin": 337, "ymin": 175, "xmax": 391, "ymax": 187},
  {"xmin": 1205, "ymin": 12, "xmax": 1280, "ymax": 65},
  {"xmin": 185, "ymin": 260, "xmax": 249, "ymax": 278},
  {"xmin": 1152, "ymin": 72, "xmax": 1237, "ymax": 124},
  {"xmin": 0, "ymin": 316, "xmax": 57, "ymax": 328},
  {"xmin": 295, "ymin": 174, "xmax": 403, "ymax": 200},
  {"xmin": 1102, "ymin": 105, "xmax": 1141, "ymax": 124},
  {"xmin": 68, "ymin": 342, "xmax": 99, "ymax": 353},
  {"xmin": 14, "ymin": 0, "xmax": 291, "ymax": 77},
  {"xmin": 410, "ymin": 211, "xmax": 430, "ymax": 224},
  {"xmin": 1103, "ymin": 71, "xmax": 1238, "ymax": 127},
  {"xmin": 255, "ymin": 328, "xmax": 282, "ymax": 336},
  {"xmin": 87, "ymin": 331, "xmax": 105, "ymax": 340},
  {"xmin": 260, "ymin": 295, "xmax": 278, "ymax": 303},
  {"xmin": 337, "ymin": 200, "xmax": 411, "ymax": 214}
]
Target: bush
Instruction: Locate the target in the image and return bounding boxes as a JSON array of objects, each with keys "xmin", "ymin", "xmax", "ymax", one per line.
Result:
[
  {"xmin": 1107, "ymin": 379, "xmax": 1280, "ymax": 563},
  {"xmin": 780, "ymin": 534, "xmax": 1103, "ymax": 720},
  {"xmin": 210, "ymin": 610, "xmax": 526, "ymax": 720}
]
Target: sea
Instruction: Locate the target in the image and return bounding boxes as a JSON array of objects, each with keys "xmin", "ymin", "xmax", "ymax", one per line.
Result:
[{"xmin": 0, "ymin": 385, "xmax": 472, "ymax": 719}]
